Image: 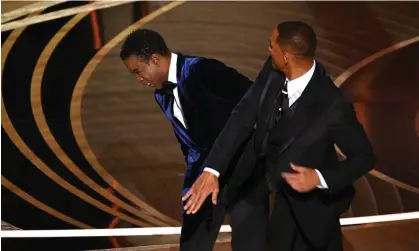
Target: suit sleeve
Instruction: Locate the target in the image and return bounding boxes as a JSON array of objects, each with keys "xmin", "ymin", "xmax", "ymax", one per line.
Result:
[
  {"xmin": 322, "ymin": 99, "xmax": 375, "ymax": 194},
  {"xmin": 203, "ymin": 57, "xmax": 273, "ymax": 177},
  {"xmin": 201, "ymin": 59, "xmax": 253, "ymax": 105},
  {"xmin": 183, "ymin": 58, "xmax": 252, "ymax": 106}
]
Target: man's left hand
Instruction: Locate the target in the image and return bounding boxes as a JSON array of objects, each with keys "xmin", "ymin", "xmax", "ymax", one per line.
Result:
[
  {"xmin": 282, "ymin": 163, "xmax": 320, "ymax": 193},
  {"xmin": 182, "ymin": 172, "xmax": 219, "ymax": 214}
]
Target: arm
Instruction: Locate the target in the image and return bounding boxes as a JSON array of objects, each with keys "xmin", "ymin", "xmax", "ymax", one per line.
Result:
[
  {"xmin": 315, "ymin": 170, "xmax": 328, "ymax": 189},
  {"xmin": 189, "ymin": 59, "xmax": 254, "ymax": 177},
  {"xmin": 203, "ymin": 57, "xmax": 274, "ymax": 177},
  {"xmin": 182, "ymin": 57, "xmax": 274, "ymax": 213},
  {"xmin": 321, "ymin": 100, "xmax": 375, "ymax": 194},
  {"xmin": 199, "ymin": 59, "xmax": 253, "ymax": 105},
  {"xmin": 283, "ymin": 96, "xmax": 374, "ymax": 194},
  {"xmin": 182, "ymin": 58, "xmax": 252, "ymax": 106}
]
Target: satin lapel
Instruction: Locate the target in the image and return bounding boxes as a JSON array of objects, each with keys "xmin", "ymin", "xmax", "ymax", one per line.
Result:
[{"xmin": 174, "ymin": 54, "xmax": 193, "ymax": 129}]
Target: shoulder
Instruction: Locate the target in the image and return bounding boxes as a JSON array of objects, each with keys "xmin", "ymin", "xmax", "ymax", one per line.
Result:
[
  {"xmin": 313, "ymin": 62, "xmax": 345, "ymax": 104},
  {"xmin": 321, "ymin": 81, "xmax": 355, "ymax": 122},
  {"xmin": 310, "ymin": 65, "xmax": 352, "ymax": 115},
  {"xmin": 188, "ymin": 56, "xmax": 231, "ymax": 74},
  {"xmin": 180, "ymin": 56, "xmax": 207, "ymax": 78},
  {"xmin": 183, "ymin": 56, "xmax": 247, "ymax": 84},
  {"xmin": 325, "ymin": 80, "xmax": 347, "ymax": 106},
  {"xmin": 180, "ymin": 54, "xmax": 235, "ymax": 74}
]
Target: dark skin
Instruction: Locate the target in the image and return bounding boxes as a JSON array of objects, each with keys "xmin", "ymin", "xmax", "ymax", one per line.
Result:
[
  {"xmin": 182, "ymin": 27, "xmax": 321, "ymax": 215},
  {"xmin": 123, "ymin": 53, "xmax": 171, "ymax": 89}
]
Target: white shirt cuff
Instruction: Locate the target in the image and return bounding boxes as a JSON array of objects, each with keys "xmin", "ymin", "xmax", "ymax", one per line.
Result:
[
  {"xmin": 203, "ymin": 167, "xmax": 220, "ymax": 178},
  {"xmin": 315, "ymin": 169, "xmax": 328, "ymax": 189}
]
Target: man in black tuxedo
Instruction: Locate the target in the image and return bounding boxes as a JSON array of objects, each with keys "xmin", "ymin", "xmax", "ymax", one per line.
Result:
[
  {"xmin": 120, "ymin": 29, "xmax": 269, "ymax": 251},
  {"xmin": 183, "ymin": 21, "xmax": 375, "ymax": 250}
]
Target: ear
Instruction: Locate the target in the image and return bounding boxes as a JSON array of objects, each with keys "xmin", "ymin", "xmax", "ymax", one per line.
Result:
[
  {"xmin": 150, "ymin": 54, "xmax": 160, "ymax": 66},
  {"xmin": 283, "ymin": 52, "xmax": 290, "ymax": 65}
]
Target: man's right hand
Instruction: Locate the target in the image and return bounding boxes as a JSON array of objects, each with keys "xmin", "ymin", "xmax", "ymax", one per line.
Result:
[{"xmin": 182, "ymin": 171, "xmax": 219, "ymax": 214}]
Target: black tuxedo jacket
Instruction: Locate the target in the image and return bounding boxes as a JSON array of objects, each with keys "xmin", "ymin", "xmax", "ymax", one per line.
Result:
[{"xmin": 203, "ymin": 57, "xmax": 375, "ymax": 246}]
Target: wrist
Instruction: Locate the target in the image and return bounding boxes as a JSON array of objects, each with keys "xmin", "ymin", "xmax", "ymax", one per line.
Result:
[
  {"xmin": 314, "ymin": 169, "xmax": 328, "ymax": 189},
  {"xmin": 203, "ymin": 167, "xmax": 220, "ymax": 178}
]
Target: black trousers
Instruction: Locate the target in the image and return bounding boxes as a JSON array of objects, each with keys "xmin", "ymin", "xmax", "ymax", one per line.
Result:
[
  {"xmin": 266, "ymin": 191, "xmax": 343, "ymax": 251},
  {"xmin": 180, "ymin": 194, "xmax": 269, "ymax": 251}
]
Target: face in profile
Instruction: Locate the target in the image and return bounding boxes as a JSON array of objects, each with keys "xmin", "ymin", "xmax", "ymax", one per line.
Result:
[
  {"xmin": 123, "ymin": 54, "xmax": 165, "ymax": 89},
  {"xmin": 269, "ymin": 28, "xmax": 285, "ymax": 71}
]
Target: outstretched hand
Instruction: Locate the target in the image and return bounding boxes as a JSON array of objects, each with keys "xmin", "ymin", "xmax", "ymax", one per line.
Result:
[{"xmin": 182, "ymin": 172, "xmax": 219, "ymax": 214}]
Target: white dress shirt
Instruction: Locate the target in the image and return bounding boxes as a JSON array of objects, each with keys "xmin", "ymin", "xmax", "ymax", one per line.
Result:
[
  {"xmin": 203, "ymin": 61, "xmax": 329, "ymax": 189},
  {"xmin": 168, "ymin": 53, "xmax": 188, "ymax": 129}
]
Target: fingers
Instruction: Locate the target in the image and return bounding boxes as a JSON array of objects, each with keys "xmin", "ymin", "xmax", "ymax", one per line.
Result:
[
  {"xmin": 283, "ymin": 176, "xmax": 300, "ymax": 189},
  {"xmin": 183, "ymin": 173, "xmax": 220, "ymax": 214},
  {"xmin": 282, "ymin": 171, "xmax": 307, "ymax": 192},
  {"xmin": 285, "ymin": 176, "xmax": 314, "ymax": 193},
  {"xmin": 282, "ymin": 172, "xmax": 300, "ymax": 182},
  {"xmin": 189, "ymin": 195, "xmax": 207, "ymax": 214},
  {"xmin": 184, "ymin": 189, "xmax": 219, "ymax": 214},
  {"xmin": 183, "ymin": 185, "xmax": 208, "ymax": 214},
  {"xmin": 182, "ymin": 189, "xmax": 193, "ymax": 201},
  {"xmin": 183, "ymin": 189, "xmax": 198, "ymax": 212},
  {"xmin": 189, "ymin": 188, "xmax": 219, "ymax": 214},
  {"xmin": 290, "ymin": 162, "xmax": 307, "ymax": 173},
  {"xmin": 186, "ymin": 193, "xmax": 203, "ymax": 214},
  {"xmin": 212, "ymin": 189, "xmax": 219, "ymax": 205},
  {"xmin": 284, "ymin": 176, "xmax": 304, "ymax": 192}
]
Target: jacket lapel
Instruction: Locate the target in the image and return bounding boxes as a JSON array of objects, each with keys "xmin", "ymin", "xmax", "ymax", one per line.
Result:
[
  {"xmin": 273, "ymin": 65, "xmax": 327, "ymax": 157},
  {"xmin": 254, "ymin": 71, "xmax": 286, "ymax": 149},
  {"xmin": 174, "ymin": 54, "xmax": 205, "ymax": 146}
]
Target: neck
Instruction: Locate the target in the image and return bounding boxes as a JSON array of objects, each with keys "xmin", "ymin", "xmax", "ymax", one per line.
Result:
[
  {"xmin": 285, "ymin": 59, "xmax": 314, "ymax": 80},
  {"xmin": 162, "ymin": 53, "xmax": 172, "ymax": 81}
]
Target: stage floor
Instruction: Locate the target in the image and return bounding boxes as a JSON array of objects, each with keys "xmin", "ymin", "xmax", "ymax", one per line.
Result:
[{"xmin": 90, "ymin": 220, "xmax": 419, "ymax": 251}]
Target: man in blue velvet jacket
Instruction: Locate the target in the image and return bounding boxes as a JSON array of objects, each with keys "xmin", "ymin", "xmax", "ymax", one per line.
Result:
[{"xmin": 120, "ymin": 29, "xmax": 269, "ymax": 251}]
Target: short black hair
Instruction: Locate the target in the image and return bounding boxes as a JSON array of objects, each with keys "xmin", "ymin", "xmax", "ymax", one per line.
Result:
[
  {"xmin": 120, "ymin": 29, "xmax": 170, "ymax": 61},
  {"xmin": 276, "ymin": 21, "xmax": 317, "ymax": 57}
]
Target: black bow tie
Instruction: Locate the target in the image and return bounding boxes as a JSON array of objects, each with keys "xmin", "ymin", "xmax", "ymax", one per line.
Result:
[{"xmin": 159, "ymin": 81, "xmax": 177, "ymax": 95}]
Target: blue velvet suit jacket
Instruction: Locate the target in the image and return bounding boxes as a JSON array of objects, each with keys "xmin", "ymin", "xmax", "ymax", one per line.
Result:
[{"xmin": 154, "ymin": 54, "xmax": 252, "ymax": 197}]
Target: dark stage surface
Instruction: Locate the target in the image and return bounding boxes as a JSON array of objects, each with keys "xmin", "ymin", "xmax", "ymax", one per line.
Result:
[{"xmin": 1, "ymin": 1, "xmax": 419, "ymax": 251}]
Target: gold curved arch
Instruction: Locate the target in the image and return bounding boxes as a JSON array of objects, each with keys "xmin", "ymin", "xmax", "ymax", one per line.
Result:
[
  {"xmin": 70, "ymin": 1, "xmax": 186, "ymax": 226},
  {"xmin": 30, "ymin": 5, "xmax": 172, "ymax": 227},
  {"xmin": 1, "ymin": 1, "xmax": 133, "ymax": 32},
  {"xmin": 1, "ymin": 11, "xmax": 91, "ymax": 230},
  {"xmin": 1, "ymin": 11, "xmax": 151, "ymax": 228},
  {"xmin": 1, "ymin": 1, "xmax": 66, "ymax": 24},
  {"xmin": 334, "ymin": 36, "xmax": 419, "ymax": 87},
  {"xmin": 1, "ymin": 177, "xmax": 92, "ymax": 229},
  {"xmin": 335, "ymin": 147, "xmax": 419, "ymax": 195},
  {"xmin": 334, "ymin": 36, "xmax": 419, "ymax": 194},
  {"xmin": 369, "ymin": 170, "xmax": 419, "ymax": 195}
]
